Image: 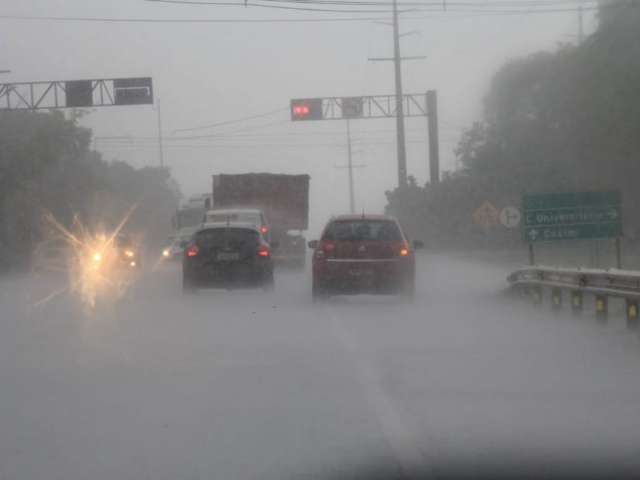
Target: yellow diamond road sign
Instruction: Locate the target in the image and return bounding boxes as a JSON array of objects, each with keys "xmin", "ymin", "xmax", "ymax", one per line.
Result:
[{"xmin": 473, "ymin": 201, "xmax": 499, "ymax": 229}]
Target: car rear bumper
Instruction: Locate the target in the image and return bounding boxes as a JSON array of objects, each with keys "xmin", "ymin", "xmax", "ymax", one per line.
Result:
[
  {"xmin": 313, "ymin": 258, "xmax": 413, "ymax": 294},
  {"xmin": 184, "ymin": 260, "xmax": 272, "ymax": 287}
]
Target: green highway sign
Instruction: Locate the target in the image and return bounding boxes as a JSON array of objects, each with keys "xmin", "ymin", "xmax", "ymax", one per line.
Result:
[{"xmin": 523, "ymin": 191, "xmax": 622, "ymax": 243}]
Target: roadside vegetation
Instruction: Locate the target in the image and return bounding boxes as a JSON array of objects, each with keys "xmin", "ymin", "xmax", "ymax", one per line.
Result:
[
  {"xmin": 0, "ymin": 110, "xmax": 180, "ymax": 270},
  {"xmin": 386, "ymin": 2, "xmax": 640, "ymax": 250}
]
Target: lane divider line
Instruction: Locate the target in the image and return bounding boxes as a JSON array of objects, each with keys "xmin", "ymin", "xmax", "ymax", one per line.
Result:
[{"xmin": 326, "ymin": 306, "xmax": 432, "ymax": 478}]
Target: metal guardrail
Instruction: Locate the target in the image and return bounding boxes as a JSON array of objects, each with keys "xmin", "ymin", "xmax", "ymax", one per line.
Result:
[{"xmin": 507, "ymin": 266, "xmax": 640, "ymax": 326}]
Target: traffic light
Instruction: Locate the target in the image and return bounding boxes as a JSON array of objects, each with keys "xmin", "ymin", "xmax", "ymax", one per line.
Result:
[{"xmin": 290, "ymin": 98, "xmax": 323, "ymax": 121}]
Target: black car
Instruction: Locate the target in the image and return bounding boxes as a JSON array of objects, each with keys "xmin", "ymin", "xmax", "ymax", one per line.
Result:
[{"xmin": 182, "ymin": 223, "xmax": 275, "ymax": 293}]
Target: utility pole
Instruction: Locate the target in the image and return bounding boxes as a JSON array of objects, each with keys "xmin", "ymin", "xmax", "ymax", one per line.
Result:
[
  {"xmin": 578, "ymin": 4, "xmax": 584, "ymax": 44},
  {"xmin": 157, "ymin": 98, "xmax": 164, "ymax": 168},
  {"xmin": 335, "ymin": 122, "xmax": 366, "ymax": 213},
  {"xmin": 346, "ymin": 119, "xmax": 355, "ymax": 214},
  {"xmin": 369, "ymin": 1, "xmax": 424, "ymax": 189},
  {"xmin": 392, "ymin": 0, "xmax": 407, "ymax": 189},
  {"xmin": 426, "ymin": 90, "xmax": 440, "ymax": 183}
]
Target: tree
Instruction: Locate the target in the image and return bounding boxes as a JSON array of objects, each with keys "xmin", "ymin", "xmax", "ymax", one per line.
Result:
[
  {"xmin": 385, "ymin": 1, "xmax": 640, "ymax": 246},
  {"xmin": 0, "ymin": 110, "xmax": 181, "ymax": 269}
]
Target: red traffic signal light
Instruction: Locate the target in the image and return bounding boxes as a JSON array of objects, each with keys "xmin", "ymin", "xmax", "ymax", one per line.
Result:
[
  {"xmin": 290, "ymin": 98, "xmax": 323, "ymax": 121},
  {"xmin": 293, "ymin": 104, "xmax": 310, "ymax": 117}
]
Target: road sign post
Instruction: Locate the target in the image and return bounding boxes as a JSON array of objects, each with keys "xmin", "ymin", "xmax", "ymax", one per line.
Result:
[{"xmin": 522, "ymin": 191, "xmax": 622, "ymax": 266}]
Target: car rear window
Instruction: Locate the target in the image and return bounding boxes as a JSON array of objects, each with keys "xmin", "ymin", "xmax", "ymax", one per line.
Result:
[
  {"xmin": 195, "ymin": 228, "xmax": 259, "ymax": 248},
  {"xmin": 322, "ymin": 220, "xmax": 402, "ymax": 242}
]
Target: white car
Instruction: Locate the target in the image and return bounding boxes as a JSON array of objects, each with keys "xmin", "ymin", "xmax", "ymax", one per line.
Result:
[{"xmin": 202, "ymin": 208, "xmax": 270, "ymax": 238}]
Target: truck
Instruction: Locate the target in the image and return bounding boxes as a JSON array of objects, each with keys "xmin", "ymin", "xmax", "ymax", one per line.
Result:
[
  {"xmin": 211, "ymin": 173, "xmax": 310, "ymax": 270},
  {"xmin": 172, "ymin": 193, "xmax": 212, "ymax": 231}
]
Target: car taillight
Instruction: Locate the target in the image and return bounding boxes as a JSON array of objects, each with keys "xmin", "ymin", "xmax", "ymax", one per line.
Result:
[
  {"xmin": 397, "ymin": 242, "xmax": 410, "ymax": 257},
  {"xmin": 260, "ymin": 226, "xmax": 269, "ymax": 234},
  {"xmin": 186, "ymin": 245, "xmax": 199, "ymax": 257},
  {"xmin": 315, "ymin": 240, "xmax": 335, "ymax": 260},
  {"xmin": 257, "ymin": 246, "xmax": 270, "ymax": 257},
  {"xmin": 321, "ymin": 240, "xmax": 335, "ymax": 253}
]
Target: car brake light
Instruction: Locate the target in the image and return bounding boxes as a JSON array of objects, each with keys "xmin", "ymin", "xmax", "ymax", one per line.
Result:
[
  {"xmin": 315, "ymin": 240, "xmax": 334, "ymax": 260},
  {"xmin": 396, "ymin": 242, "xmax": 410, "ymax": 257},
  {"xmin": 321, "ymin": 240, "xmax": 335, "ymax": 253},
  {"xmin": 257, "ymin": 246, "xmax": 270, "ymax": 257},
  {"xmin": 260, "ymin": 226, "xmax": 269, "ymax": 234},
  {"xmin": 186, "ymin": 245, "xmax": 199, "ymax": 257}
]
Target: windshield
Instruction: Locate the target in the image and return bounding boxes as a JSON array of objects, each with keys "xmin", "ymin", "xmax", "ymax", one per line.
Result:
[
  {"xmin": 177, "ymin": 227, "xmax": 197, "ymax": 240},
  {"xmin": 205, "ymin": 212, "xmax": 262, "ymax": 226},
  {"xmin": 323, "ymin": 220, "xmax": 402, "ymax": 242},
  {"xmin": 174, "ymin": 208, "xmax": 204, "ymax": 230},
  {"xmin": 195, "ymin": 228, "xmax": 259, "ymax": 248},
  {"xmin": 5, "ymin": 2, "xmax": 640, "ymax": 479}
]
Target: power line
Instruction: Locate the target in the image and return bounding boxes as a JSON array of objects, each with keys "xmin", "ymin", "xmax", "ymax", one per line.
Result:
[
  {"xmin": 146, "ymin": 0, "xmax": 401, "ymax": 13},
  {"xmin": 172, "ymin": 107, "xmax": 286, "ymax": 133},
  {"xmin": 170, "ymin": 120, "xmax": 290, "ymax": 139},
  {"xmin": 0, "ymin": 4, "xmax": 607, "ymax": 25},
  {"xmin": 93, "ymin": 126, "xmax": 464, "ymax": 144},
  {"xmin": 147, "ymin": 0, "xmax": 600, "ymax": 7},
  {"xmin": 147, "ymin": 0, "xmax": 604, "ymax": 12},
  {"xmin": 0, "ymin": 14, "xmax": 389, "ymax": 24},
  {"xmin": 93, "ymin": 138, "xmax": 439, "ymax": 148}
]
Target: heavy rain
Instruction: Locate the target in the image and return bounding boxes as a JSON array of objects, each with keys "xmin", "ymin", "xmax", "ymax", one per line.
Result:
[{"xmin": 2, "ymin": 1, "xmax": 640, "ymax": 479}]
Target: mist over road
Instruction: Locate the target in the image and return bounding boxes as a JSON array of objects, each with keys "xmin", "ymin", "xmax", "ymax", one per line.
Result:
[{"xmin": 3, "ymin": 255, "xmax": 640, "ymax": 479}]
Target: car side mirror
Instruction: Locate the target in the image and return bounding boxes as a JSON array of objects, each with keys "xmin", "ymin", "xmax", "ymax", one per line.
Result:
[
  {"xmin": 270, "ymin": 241, "xmax": 280, "ymax": 250},
  {"xmin": 308, "ymin": 240, "xmax": 319, "ymax": 249},
  {"xmin": 413, "ymin": 240, "xmax": 424, "ymax": 250}
]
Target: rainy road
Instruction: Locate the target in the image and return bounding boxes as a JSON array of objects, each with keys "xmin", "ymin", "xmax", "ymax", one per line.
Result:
[{"xmin": 4, "ymin": 254, "xmax": 640, "ymax": 479}]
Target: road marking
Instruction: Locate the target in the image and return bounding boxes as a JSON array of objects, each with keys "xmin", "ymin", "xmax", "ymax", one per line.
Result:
[{"xmin": 327, "ymin": 307, "xmax": 431, "ymax": 478}]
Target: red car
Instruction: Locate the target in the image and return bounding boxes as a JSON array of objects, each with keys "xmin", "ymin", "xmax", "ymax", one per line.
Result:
[{"xmin": 309, "ymin": 214, "xmax": 422, "ymax": 301}]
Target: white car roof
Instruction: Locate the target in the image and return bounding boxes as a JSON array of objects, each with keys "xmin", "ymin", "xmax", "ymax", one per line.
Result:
[{"xmin": 205, "ymin": 208, "xmax": 263, "ymax": 215}]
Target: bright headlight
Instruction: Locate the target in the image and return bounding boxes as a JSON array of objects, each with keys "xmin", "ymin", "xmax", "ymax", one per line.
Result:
[
  {"xmin": 124, "ymin": 250, "xmax": 135, "ymax": 258},
  {"xmin": 92, "ymin": 252, "xmax": 102, "ymax": 263},
  {"xmin": 162, "ymin": 249, "xmax": 170, "ymax": 258}
]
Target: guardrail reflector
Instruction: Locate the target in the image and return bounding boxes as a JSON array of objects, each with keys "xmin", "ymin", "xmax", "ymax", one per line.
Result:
[
  {"xmin": 626, "ymin": 300, "xmax": 638, "ymax": 329},
  {"xmin": 571, "ymin": 291, "xmax": 583, "ymax": 314},
  {"xmin": 531, "ymin": 287, "xmax": 543, "ymax": 305},
  {"xmin": 595, "ymin": 295, "xmax": 608, "ymax": 322},
  {"xmin": 552, "ymin": 288, "xmax": 562, "ymax": 309}
]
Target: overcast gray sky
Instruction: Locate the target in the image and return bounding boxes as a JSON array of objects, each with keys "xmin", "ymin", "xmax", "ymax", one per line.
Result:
[{"xmin": 0, "ymin": 0, "xmax": 596, "ymax": 235}]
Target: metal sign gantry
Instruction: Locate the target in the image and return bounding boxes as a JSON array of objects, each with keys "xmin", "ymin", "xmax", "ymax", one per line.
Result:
[
  {"xmin": 291, "ymin": 93, "xmax": 428, "ymax": 121},
  {"xmin": 290, "ymin": 91, "xmax": 440, "ymax": 189},
  {"xmin": 0, "ymin": 77, "xmax": 153, "ymax": 110}
]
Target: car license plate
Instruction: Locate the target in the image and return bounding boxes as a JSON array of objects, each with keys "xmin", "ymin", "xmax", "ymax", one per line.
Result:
[
  {"xmin": 350, "ymin": 268, "xmax": 373, "ymax": 277},
  {"xmin": 217, "ymin": 252, "xmax": 240, "ymax": 261}
]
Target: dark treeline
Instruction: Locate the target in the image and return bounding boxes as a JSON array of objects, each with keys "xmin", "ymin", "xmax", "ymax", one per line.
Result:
[
  {"xmin": 386, "ymin": 1, "xmax": 640, "ymax": 249},
  {"xmin": 0, "ymin": 110, "xmax": 180, "ymax": 270}
]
